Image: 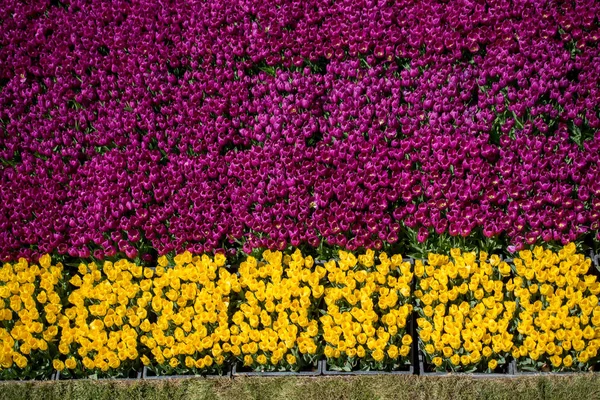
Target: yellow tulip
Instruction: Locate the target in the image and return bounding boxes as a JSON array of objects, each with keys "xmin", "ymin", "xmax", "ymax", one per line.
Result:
[
  {"xmin": 372, "ymin": 349, "xmax": 384, "ymax": 362},
  {"xmin": 450, "ymin": 354, "xmax": 460, "ymax": 365},
  {"xmin": 52, "ymin": 359, "xmax": 65, "ymax": 371}
]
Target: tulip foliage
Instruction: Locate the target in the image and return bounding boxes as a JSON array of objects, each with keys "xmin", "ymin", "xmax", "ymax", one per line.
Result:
[{"xmin": 1, "ymin": 1, "xmax": 600, "ymax": 262}]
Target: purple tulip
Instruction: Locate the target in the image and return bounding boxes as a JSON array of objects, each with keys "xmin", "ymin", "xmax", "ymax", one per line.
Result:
[{"xmin": 0, "ymin": 0, "xmax": 599, "ymax": 262}]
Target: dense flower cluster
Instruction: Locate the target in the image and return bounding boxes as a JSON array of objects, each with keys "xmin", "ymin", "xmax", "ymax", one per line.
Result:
[
  {"xmin": 0, "ymin": 255, "xmax": 63, "ymax": 380},
  {"xmin": 1, "ymin": 1, "xmax": 600, "ymax": 261},
  {"xmin": 321, "ymin": 250, "xmax": 413, "ymax": 371},
  {"xmin": 53, "ymin": 259, "xmax": 145, "ymax": 378},
  {"xmin": 231, "ymin": 249, "xmax": 322, "ymax": 372},
  {"xmin": 510, "ymin": 244, "xmax": 600, "ymax": 372},
  {"xmin": 140, "ymin": 252, "xmax": 237, "ymax": 375},
  {"xmin": 415, "ymin": 250, "xmax": 515, "ymax": 372}
]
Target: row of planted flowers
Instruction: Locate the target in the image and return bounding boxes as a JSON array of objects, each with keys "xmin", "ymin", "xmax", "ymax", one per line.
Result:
[{"xmin": 1, "ymin": 243, "xmax": 599, "ymax": 380}]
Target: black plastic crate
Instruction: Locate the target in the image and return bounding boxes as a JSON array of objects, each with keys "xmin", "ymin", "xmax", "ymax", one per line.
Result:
[
  {"xmin": 320, "ymin": 359, "xmax": 413, "ymax": 375},
  {"xmin": 0, "ymin": 371, "xmax": 57, "ymax": 382},
  {"xmin": 54, "ymin": 369, "xmax": 142, "ymax": 380},
  {"xmin": 231, "ymin": 361, "xmax": 322, "ymax": 376},
  {"xmin": 418, "ymin": 351, "xmax": 516, "ymax": 377},
  {"xmin": 320, "ymin": 325, "xmax": 415, "ymax": 376},
  {"xmin": 142, "ymin": 366, "xmax": 231, "ymax": 379},
  {"xmin": 513, "ymin": 357, "xmax": 600, "ymax": 375},
  {"xmin": 321, "ymin": 309, "xmax": 416, "ymax": 375},
  {"xmin": 513, "ymin": 364, "xmax": 596, "ymax": 375}
]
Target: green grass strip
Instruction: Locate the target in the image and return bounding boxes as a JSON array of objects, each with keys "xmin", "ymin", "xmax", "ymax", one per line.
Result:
[{"xmin": 2, "ymin": 375, "xmax": 600, "ymax": 400}]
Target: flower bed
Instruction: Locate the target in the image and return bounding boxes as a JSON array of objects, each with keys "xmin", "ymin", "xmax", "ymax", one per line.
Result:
[{"xmin": 2, "ymin": 0, "xmax": 600, "ymax": 384}]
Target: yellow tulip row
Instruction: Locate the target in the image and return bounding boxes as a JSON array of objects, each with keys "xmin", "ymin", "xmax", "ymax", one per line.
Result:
[{"xmin": 0, "ymin": 244, "xmax": 598, "ymax": 379}]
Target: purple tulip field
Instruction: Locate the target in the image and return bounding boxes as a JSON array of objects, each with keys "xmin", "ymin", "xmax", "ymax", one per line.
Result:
[{"xmin": 1, "ymin": 0, "xmax": 600, "ymax": 262}]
